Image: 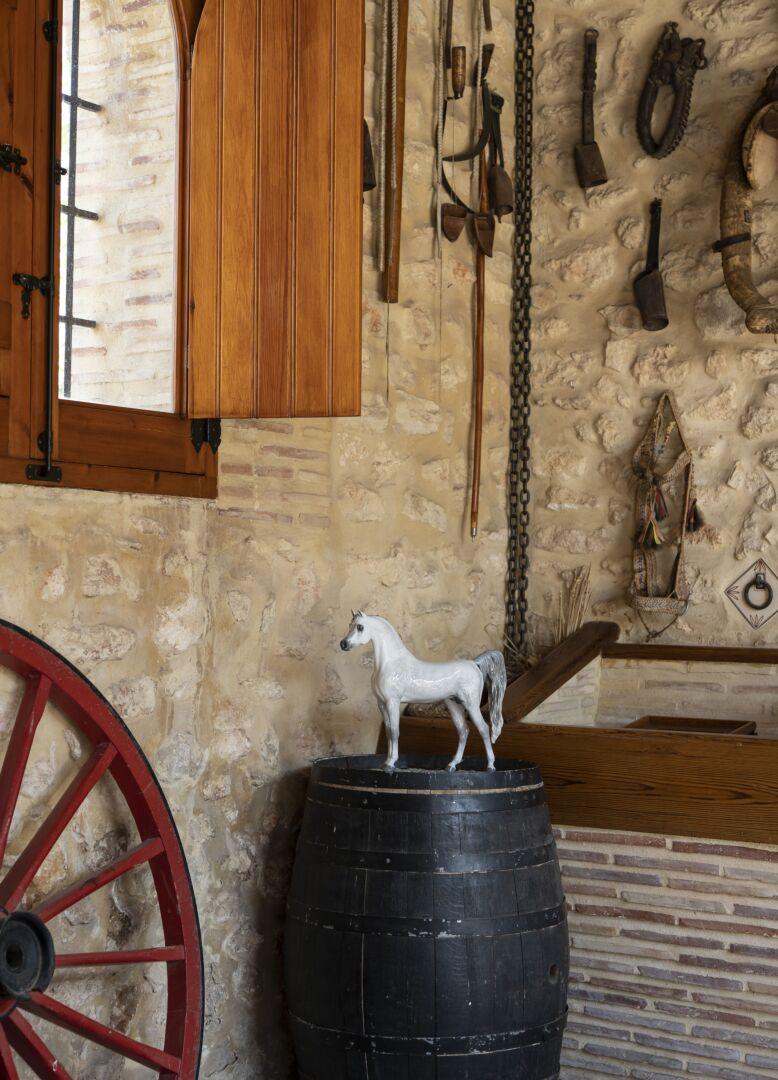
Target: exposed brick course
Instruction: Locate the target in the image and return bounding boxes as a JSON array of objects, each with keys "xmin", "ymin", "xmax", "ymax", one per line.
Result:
[{"xmin": 559, "ymin": 827, "xmax": 778, "ymax": 1078}]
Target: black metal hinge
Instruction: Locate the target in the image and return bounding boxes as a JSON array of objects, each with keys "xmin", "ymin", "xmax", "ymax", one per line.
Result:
[
  {"xmin": 0, "ymin": 145, "xmax": 27, "ymax": 175},
  {"xmin": 43, "ymin": 19, "xmax": 58, "ymax": 44},
  {"xmin": 12, "ymin": 274, "xmax": 52, "ymax": 320},
  {"xmin": 25, "ymin": 433, "xmax": 61, "ymax": 483},
  {"xmin": 191, "ymin": 418, "xmax": 222, "ymax": 454}
]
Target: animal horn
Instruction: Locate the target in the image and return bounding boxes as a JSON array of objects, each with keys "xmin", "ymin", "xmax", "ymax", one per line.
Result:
[{"xmin": 351, "ymin": 609, "xmax": 357, "ymax": 618}]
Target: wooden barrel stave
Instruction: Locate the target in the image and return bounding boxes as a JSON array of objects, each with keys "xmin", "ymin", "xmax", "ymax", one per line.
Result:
[{"xmin": 285, "ymin": 756, "xmax": 568, "ymax": 1080}]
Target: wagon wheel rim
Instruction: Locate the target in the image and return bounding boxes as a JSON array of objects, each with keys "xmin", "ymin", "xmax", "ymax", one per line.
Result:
[{"xmin": 0, "ymin": 618, "xmax": 204, "ymax": 1078}]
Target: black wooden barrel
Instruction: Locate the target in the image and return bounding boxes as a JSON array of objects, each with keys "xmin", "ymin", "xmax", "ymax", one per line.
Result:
[{"xmin": 284, "ymin": 755, "xmax": 569, "ymax": 1080}]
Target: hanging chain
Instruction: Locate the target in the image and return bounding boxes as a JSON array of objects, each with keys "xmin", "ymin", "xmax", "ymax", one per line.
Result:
[{"xmin": 506, "ymin": 0, "xmax": 534, "ymax": 654}]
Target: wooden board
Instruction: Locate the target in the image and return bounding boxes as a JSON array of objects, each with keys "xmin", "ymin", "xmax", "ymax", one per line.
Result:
[
  {"xmin": 188, "ymin": 0, "xmax": 364, "ymax": 420},
  {"xmin": 605, "ymin": 643, "xmax": 778, "ymax": 664},
  {"xmin": 395, "ymin": 716, "xmax": 778, "ymax": 845},
  {"xmin": 503, "ymin": 621, "xmax": 620, "ymax": 722}
]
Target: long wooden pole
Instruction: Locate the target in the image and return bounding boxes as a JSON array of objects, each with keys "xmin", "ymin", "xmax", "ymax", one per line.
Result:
[
  {"xmin": 470, "ymin": 147, "xmax": 489, "ymax": 539},
  {"xmin": 383, "ymin": 0, "xmax": 409, "ymax": 303}
]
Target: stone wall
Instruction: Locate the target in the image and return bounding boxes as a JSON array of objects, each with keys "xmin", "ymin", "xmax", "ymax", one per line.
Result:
[
  {"xmin": 531, "ymin": 0, "xmax": 778, "ymax": 648},
  {"xmin": 2, "ymin": 0, "xmax": 778, "ymax": 1076}
]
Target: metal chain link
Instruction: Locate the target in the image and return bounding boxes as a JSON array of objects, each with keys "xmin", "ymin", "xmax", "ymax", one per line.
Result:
[{"xmin": 506, "ymin": 0, "xmax": 534, "ymax": 654}]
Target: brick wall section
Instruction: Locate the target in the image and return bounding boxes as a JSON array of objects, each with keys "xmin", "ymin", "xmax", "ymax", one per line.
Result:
[
  {"xmin": 523, "ymin": 657, "xmax": 602, "ymax": 726},
  {"xmin": 598, "ymin": 660, "xmax": 778, "ymax": 738},
  {"xmin": 61, "ymin": 0, "xmax": 177, "ymax": 411},
  {"xmin": 557, "ymin": 827, "xmax": 778, "ymax": 1079}
]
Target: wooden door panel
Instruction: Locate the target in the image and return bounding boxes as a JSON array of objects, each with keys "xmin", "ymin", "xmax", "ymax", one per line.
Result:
[
  {"xmin": 188, "ymin": 0, "xmax": 363, "ymax": 420},
  {"xmin": 256, "ymin": 0, "xmax": 293, "ymax": 417},
  {"xmin": 219, "ymin": 0, "xmax": 257, "ymax": 417},
  {"xmin": 332, "ymin": 0, "xmax": 364, "ymax": 417},
  {"xmin": 188, "ymin": 0, "xmax": 220, "ymax": 420},
  {"xmin": 293, "ymin": 0, "xmax": 334, "ymax": 417},
  {"xmin": 1, "ymin": 0, "xmax": 36, "ymax": 453}
]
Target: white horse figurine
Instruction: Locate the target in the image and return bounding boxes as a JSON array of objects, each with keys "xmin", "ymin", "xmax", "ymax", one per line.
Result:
[{"xmin": 339, "ymin": 611, "xmax": 507, "ymax": 771}]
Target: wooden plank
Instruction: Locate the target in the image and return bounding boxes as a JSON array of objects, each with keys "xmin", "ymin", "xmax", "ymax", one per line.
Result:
[
  {"xmin": 176, "ymin": 0, "xmax": 207, "ymax": 52},
  {"xmin": 188, "ymin": 0, "xmax": 221, "ymax": 418},
  {"xmin": 0, "ymin": 0, "xmax": 14, "ymax": 363},
  {"xmin": 219, "ymin": 0, "xmax": 257, "ymax": 416},
  {"xmin": 503, "ymin": 621, "xmax": 620, "ymax": 721},
  {"xmin": 7, "ymin": 0, "xmax": 35, "ymax": 457},
  {"xmin": 331, "ymin": 0, "xmax": 363, "ymax": 416},
  {"xmin": 605, "ymin": 643, "xmax": 778, "ymax": 665},
  {"xmin": 0, "ymin": 0, "xmax": 10, "ymax": 375},
  {"xmin": 28, "ymin": 0, "xmax": 58, "ymax": 459},
  {"xmin": 293, "ymin": 0, "xmax": 334, "ymax": 416},
  {"xmin": 0, "ymin": 453, "xmax": 215, "ymax": 498},
  {"xmin": 58, "ymin": 401, "xmax": 204, "ymax": 474},
  {"xmin": 257, "ymin": 0, "xmax": 294, "ymax": 417},
  {"xmin": 394, "ymin": 715, "xmax": 778, "ymax": 844}
]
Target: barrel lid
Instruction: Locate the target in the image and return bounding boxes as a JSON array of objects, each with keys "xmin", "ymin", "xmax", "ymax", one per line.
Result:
[{"xmin": 311, "ymin": 754, "xmax": 542, "ymax": 790}]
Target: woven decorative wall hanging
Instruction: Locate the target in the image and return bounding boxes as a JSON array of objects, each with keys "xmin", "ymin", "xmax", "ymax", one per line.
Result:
[{"xmin": 630, "ymin": 392, "xmax": 703, "ymax": 640}]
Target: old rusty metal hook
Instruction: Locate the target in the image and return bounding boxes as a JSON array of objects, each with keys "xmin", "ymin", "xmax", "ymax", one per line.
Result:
[
  {"xmin": 716, "ymin": 67, "xmax": 778, "ymax": 335},
  {"xmin": 637, "ymin": 23, "xmax": 707, "ymax": 160}
]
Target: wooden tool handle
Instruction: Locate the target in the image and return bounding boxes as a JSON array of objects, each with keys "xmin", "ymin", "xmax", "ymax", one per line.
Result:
[{"xmin": 471, "ymin": 147, "xmax": 489, "ymax": 539}]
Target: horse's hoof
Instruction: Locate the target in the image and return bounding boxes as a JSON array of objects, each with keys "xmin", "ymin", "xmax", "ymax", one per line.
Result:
[{"xmin": 383, "ymin": 761, "xmax": 396, "ymax": 771}]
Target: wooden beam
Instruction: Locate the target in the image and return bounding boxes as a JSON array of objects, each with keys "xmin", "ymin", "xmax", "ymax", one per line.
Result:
[
  {"xmin": 503, "ymin": 621, "xmax": 620, "ymax": 722},
  {"xmin": 604, "ymin": 643, "xmax": 778, "ymax": 665},
  {"xmin": 394, "ymin": 716, "xmax": 778, "ymax": 845},
  {"xmin": 382, "ymin": 0, "xmax": 409, "ymax": 303}
]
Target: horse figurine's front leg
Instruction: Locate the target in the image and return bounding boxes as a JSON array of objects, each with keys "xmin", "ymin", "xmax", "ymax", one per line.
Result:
[{"xmin": 381, "ymin": 699, "xmax": 401, "ymax": 769}]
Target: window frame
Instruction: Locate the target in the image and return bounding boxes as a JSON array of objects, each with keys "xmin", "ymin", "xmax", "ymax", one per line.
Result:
[{"xmin": 0, "ymin": 0, "xmax": 216, "ymax": 500}]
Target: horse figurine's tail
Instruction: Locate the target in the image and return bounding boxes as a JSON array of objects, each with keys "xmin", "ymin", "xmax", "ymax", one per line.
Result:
[{"xmin": 474, "ymin": 650, "xmax": 507, "ymax": 742}]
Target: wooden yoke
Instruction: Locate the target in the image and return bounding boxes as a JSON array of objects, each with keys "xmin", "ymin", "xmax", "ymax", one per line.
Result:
[{"xmin": 718, "ymin": 67, "xmax": 778, "ymax": 335}]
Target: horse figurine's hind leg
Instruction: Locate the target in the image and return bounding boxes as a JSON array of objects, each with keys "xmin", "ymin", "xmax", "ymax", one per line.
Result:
[{"xmin": 444, "ymin": 699, "xmax": 469, "ymax": 770}]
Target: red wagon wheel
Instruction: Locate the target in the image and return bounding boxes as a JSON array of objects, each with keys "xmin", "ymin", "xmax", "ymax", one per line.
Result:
[{"xmin": 0, "ymin": 619, "xmax": 203, "ymax": 1078}]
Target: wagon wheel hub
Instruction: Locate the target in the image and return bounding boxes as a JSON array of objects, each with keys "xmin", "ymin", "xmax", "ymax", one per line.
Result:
[{"xmin": 0, "ymin": 913, "xmax": 55, "ymax": 999}]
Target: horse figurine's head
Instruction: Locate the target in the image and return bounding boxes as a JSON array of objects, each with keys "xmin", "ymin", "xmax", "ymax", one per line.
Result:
[{"xmin": 340, "ymin": 610, "xmax": 372, "ymax": 652}]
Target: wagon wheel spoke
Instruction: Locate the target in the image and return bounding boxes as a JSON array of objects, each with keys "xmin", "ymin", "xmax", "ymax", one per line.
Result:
[
  {"xmin": 33, "ymin": 837, "xmax": 164, "ymax": 924},
  {"xmin": 0, "ymin": 743, "xmax": 117, "ymax": 911},
  {"xmin": 0, "ymin": 1025, "xmax": 19, "ymax": 1079},
  {"xmin": 0, "ymin": 620, "xmax": 203, "ymax": 1075},
  {"xmin": 0, "ymin": 676, "xmax": 51, "ymax": 868},
  {"xmin": 4, "ymin": 1010, "xmax": 73, "ymax": 1079},
  {"xmin": 56, "ymin": 946, "xmax": 185, "ymax": 968},
  {"xmin": 20, "ymin": 992, "xmax": 180, "ymax": 1075}
]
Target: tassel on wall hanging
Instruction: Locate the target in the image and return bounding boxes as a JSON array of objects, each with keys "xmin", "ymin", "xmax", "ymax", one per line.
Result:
[{"xmin": 629, "ymin": 393, "xmax": 703, "ymax": 641}]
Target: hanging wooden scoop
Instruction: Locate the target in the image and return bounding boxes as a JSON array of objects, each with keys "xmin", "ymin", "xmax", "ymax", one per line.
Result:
[
  {"xmin": 634, "ymin": 199, "xmax": 669, "ymax": 332},
  {"xmin": 574, "ymin": 29, "xmax": 608, "ymax": 189}
]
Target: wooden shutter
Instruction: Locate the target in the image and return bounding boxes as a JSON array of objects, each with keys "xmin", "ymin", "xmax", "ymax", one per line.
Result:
[
  {"xmin": 0, "ymin": 0, "xmax": 39, "ymax": 458},
  {"xmin": 188, "ymin": 0, "xmax": 364, "ymax": 420}
]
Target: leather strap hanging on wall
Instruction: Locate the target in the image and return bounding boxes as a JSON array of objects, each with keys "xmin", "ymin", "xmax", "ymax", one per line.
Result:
[
  {"xmin": 637, "ymin": 22, "xmax": 707, "ymax": 160},
  {"xmin": 630, "ymin": 393, "xmax": 703, "ymax": 641}
]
